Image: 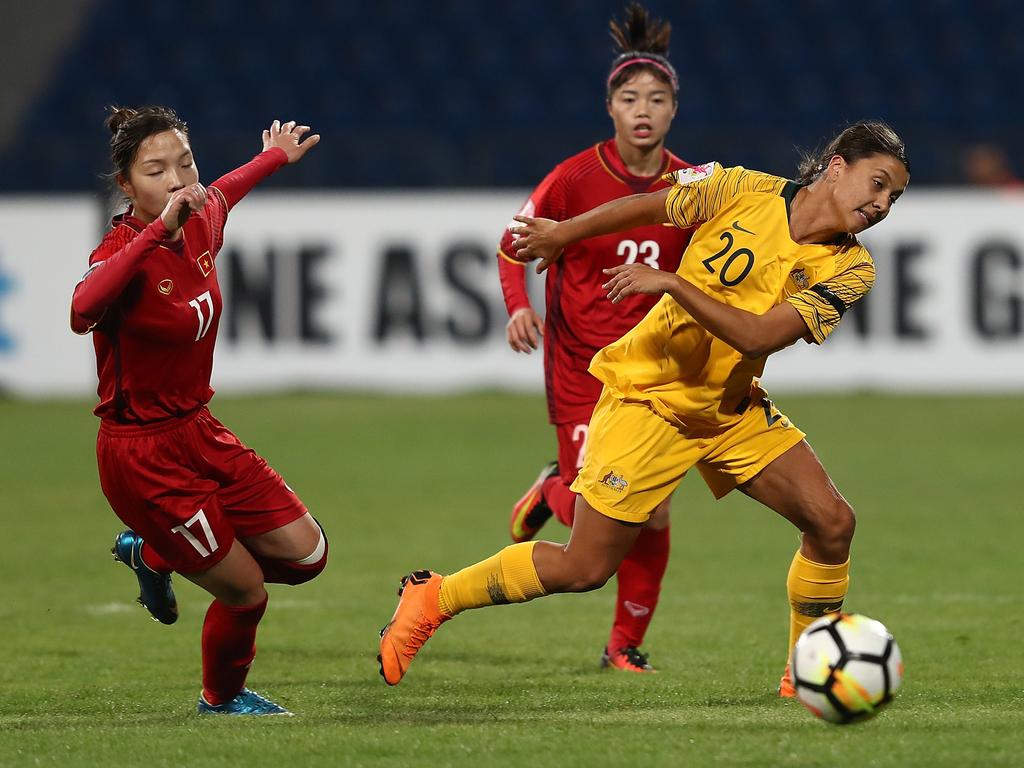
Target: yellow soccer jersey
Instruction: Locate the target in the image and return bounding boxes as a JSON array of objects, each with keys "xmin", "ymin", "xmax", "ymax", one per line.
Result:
[{"xmin": 589, "ymin": 162, "xmax": 874, "ymax": 433}]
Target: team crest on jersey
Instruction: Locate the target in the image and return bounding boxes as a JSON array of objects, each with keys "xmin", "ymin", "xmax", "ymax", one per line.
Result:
[
  {"xmin": 672, "ymin": 162, "xmax": 718, "ymax": 185},
  {"xmin": 791, "ymin": 268, "xmax": 809, "ymax": 289},
  {"xmin": 196, "ymin": 251, "xmax": 214, "ymax": 277},
  {"xmin": 157, "ymin": 279, "xmax": 174, "ymax": 295},
  {"xmin": 599, "ymin": 470, "xmax": 629, "ymax": 493}
]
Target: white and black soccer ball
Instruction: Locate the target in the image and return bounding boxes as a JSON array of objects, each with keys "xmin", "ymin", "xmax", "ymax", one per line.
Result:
[{"xmin": 791, "ymin": 613, "xmax": 902, "ymax": 724}]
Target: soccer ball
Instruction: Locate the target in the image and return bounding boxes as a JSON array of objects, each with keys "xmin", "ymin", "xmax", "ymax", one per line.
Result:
[{"xmin": 791, "ymin": 613, "xmax": 903, "ymax": 724}]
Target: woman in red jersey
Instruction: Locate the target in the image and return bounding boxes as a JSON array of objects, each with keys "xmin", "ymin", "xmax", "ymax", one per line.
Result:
[
  {"xmin": 71, "ymin": 106, "xmax": 322, "ymax": 715},
  {"xmin": 496, "ymin": 3, "xmax": 692, "ymax": 672}
]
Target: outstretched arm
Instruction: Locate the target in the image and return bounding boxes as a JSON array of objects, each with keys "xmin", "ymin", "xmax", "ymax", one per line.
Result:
[
  {"xmin": 602, "ymin": 263, "xmax": 809, "ymax": 358},
  {"xmin": 211, "ymin": 119, "xmax": 320, "ymax": 210},
  {"xmin": 509, "ymin": 189, "xmax": 671, "ymax": 273}
]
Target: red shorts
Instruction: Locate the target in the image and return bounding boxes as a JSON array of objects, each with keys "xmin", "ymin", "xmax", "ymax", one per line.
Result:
[
  {"xmin": 96, "ymin": 407, "xmax": 307, "ymax": 574},
  {"xmin": 555, "ymin": 420, "xmax": 590, "ymax": 485}
]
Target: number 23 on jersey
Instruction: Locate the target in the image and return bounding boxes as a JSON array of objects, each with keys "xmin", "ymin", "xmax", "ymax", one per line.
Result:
[{"xmin": 618, "ymin": 239, "xmax": 660, "ymax": 269}]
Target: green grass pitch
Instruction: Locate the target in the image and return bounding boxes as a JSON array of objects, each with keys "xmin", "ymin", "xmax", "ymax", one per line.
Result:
[{"xmin": 0, "ymin": 393, "xmax": 1021, "ymax": 767}]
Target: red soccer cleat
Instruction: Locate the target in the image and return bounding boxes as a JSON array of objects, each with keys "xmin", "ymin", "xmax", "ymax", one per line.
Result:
[
  {"xmin": 600, "ymin": 645, "xmax": 657, "ymax": 673},
  {"xmin": 509, "ymin": 461, "xmax": 559, "ymax": 543}
]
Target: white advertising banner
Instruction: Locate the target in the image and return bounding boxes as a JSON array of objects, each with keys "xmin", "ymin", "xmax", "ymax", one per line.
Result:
[
  {"xmin": 0, "ymin": 197, "xmax": 99, "ymax": 396},
  {"xmin": 0, "ymin": 190, "xmax": 1022, "ymax": 398}
]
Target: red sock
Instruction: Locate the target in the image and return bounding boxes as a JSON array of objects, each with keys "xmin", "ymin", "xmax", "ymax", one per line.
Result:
[
  {"xmin": 200, "ymin": 594, "xmax": 268, "ymax": 705},
  {"xmin": 140, "ymin": 542, "xmax": 173, "ymax": 573},
  {"xmin": 608, "ymin": 526, "xmax": 670, "ymax": 651},
  {"xmin": 543, "ymin": 475, "xmax": 577, "ymax": 527}
]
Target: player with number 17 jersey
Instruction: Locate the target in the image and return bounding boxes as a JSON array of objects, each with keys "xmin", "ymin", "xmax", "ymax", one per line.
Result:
[
  {"xmin": 71, "ymin": 141, "xmax": 311, "ymax": 570},
  {"xmin": 72, "ymin": 109, "xmax": 326, "ymax": 716},
  {"xmin": 75, "ymin": 160, "xmax": 245, "ymax": 424}
]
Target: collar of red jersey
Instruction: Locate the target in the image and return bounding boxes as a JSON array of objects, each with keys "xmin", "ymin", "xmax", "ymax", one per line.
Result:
[
  {"xmin": 113, "ymin": 208, "xmax": 188, "ymax": 249},
  {"xmin": 600, "ymin": 138, "xmax": 672, "ymax": 182}
]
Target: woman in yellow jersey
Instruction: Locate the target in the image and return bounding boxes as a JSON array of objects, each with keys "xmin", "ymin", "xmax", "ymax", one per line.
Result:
[{"xmin": 377, "ymin": 122, "xmax": 910, "ymax": 695}]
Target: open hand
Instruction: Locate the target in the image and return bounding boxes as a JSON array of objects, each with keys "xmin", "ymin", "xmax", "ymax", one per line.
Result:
[
  {"xmin": 508, "ymin": 215, "xmax": 564, "ymax": 273},
  {"xmin": 262, "ymin": 119, "xmax": 320, "ymax": 163},
  {"xmin": 602, "ymin": 263, "xmax": 677, "ymax": 304}
]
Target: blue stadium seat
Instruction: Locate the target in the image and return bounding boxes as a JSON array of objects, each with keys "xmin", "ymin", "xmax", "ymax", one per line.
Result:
[{"xmin": 0, "ymin": 0, "xmax": 1016, "ymax": 189}]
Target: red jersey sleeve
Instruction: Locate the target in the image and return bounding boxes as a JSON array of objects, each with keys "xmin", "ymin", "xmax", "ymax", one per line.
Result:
[
  {"xmin": 496, "ymin": 168, "xmax": 569, "ymax": 316},
  {"xmin": 206, "ymin": 147, "xmax": 288, "ymax": 254},
  {"xmin": 210, "ymin": 147, "xmax": 287, "ymax": 209},
  {"xmin": 497, "ymin": 256, "xmax": 531, "ymax": 315},
  {"xmin": 70, "ymin": 217, "xmax": 172, "ymax": 334}
]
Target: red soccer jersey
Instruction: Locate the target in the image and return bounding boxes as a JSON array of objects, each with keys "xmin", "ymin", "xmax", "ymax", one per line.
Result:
[
  {"xmin": 498, "ymin": 139, "xmax": 693, "ymax": 424},
  {"xmin": 71, "ymin": 148, "xmax": 287, "ymax": 424}
]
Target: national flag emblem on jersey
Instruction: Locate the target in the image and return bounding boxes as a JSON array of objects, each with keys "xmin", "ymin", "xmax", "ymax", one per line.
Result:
[
  {"xmin": 196, "ymin": 251, "xmax": 214, "ymax": 277},
  {"xmin": 671, "ymin": 162, "xmax": 718, "ymax": 186},
  {"xmin": 599, "ymin": 470, "xmax": 629, "ymax": 493}
]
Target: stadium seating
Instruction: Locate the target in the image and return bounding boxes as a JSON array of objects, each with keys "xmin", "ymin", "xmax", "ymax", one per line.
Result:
[{"xmin": 1, "ymin": 0, "xmax": 1019, "ymax": 189}]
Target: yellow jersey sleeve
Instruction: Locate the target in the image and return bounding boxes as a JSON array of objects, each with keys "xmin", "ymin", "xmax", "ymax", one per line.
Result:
[
  {"xmin": 662, "ymin": 163, "xmax": 788, "ymax": 229},
  {"xmin": 787, "ymin": 248, "xmax": 875, "ymax": 344}
]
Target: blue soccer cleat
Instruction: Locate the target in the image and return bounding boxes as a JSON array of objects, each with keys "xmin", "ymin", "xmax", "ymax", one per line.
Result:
[
  {"xmin": 111, "ymin": 530, "xmax": 178, "ymax": 625},
  {"xmin": 197, "ymin": 688, "xmax": 292, "ymax": 716}
]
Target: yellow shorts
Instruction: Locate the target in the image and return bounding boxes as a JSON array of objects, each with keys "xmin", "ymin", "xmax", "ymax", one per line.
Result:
[{"xmin": 570, "ymin": 388, "xmax": 806, "ymax": 524}]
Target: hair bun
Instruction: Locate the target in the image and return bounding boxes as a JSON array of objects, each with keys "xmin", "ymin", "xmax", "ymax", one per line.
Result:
[
  {"xmin": 105, "ymin": 106, "xmax": 137, "ymax": 136},
  {"xmin": 609, "ymin": 2, "xmax": 671, "ymax": 56}
]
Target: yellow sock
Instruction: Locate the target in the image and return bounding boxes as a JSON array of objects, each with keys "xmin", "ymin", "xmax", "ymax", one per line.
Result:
[
  {"xmin": 787, "ymin": 550, "xmax": 849, "ymax": 656},
  {"xmin": 438, "ymin": 542, "xmax": 546, "ymax": 616}
]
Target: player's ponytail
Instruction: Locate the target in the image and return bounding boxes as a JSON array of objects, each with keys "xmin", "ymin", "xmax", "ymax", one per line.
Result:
[
  {"xmin": 607, "ymin": 3, "xmax": 678, "ymax": 100},
  {"xmin": 797, "ymin": 121, "xmax": 910, "ymax": 185},
  {"xmin": 105, "ymin": 105, "xmax": 189, "ymax": 180}
]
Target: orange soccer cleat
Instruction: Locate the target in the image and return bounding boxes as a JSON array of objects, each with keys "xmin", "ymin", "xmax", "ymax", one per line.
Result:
[
  {"xmin": 600, "ymin": 645, "xmax": 657, "ymax": 673},
  {"xmin": 378, "ymin": 570, "xmax": 451, "ymax": 685},
  {"xmin": 509, "ymin": 461, "xmax": 559, "ymax": 543},
  {"xmin": 778, "ymin": 662, "xmax": 797, "ymax": 698}
]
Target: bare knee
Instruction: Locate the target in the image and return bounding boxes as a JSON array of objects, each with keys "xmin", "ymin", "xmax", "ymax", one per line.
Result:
[
  {"xmin": 824, "ymin": 499, "xmax": 856, "ymax": 546},
  {"xmin": 242, "ymin": 513, "xmax": 323, "ymax": 562},
  {"xmin": 561, "ymin": 558, "xmax": 616, "ymax": 593},
  {"xmin": 533, "ymin": 498, "xmax": 636, "ymax": 593},
  {"xmin": 645, "ymin": 498, "xmax": 671, "ymax": 531},
  {"xmin": 212, "ymin": 580, "xmax": 267, "ymax": 607},
  {"xmin": 802, "ymin": 497, "xmax": 856, "ymax": 561},
  {"xmin": 535, "ymin": 541, "xmax": 617, "ymax": 593},
  {"xmin": 184, "ymin": 544, "xmax": 268, "ymax": 606}
]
